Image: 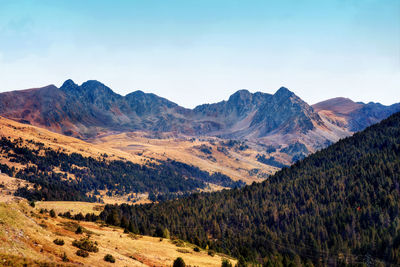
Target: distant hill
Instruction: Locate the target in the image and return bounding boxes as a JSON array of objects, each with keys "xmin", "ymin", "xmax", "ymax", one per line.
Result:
[
  {"xmin": 0, "ymin": 80, "xmax": 398, "ymax": 161},
  {"xmin": 313, "ymin": 97, "xmax": 400, "ymax": 131},
  {"xmin": 0, "ymin": 134, "xmax": 243, "ymax": 202},
  {"xmin": 98, "ymin": 111, "xmax": 400, "ymax": 266},
  {"xmin": 0, "ymin": 115, "xmax": 277, "ymax": 185}
]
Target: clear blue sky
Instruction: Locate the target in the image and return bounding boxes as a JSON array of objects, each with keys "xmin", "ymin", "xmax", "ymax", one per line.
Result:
[{"xmin": 0, "ymin": 0, "xmax": 399, "ymax": 107}]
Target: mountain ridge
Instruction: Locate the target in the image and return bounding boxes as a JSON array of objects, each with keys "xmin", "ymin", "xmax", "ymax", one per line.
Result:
[
  {"xmin": 313, "ymin": 97, "xmax": 400, "ymax": 132},
  {"xmin": 0, "ymin": 80, "xmax": 398, "ymax": 160}
]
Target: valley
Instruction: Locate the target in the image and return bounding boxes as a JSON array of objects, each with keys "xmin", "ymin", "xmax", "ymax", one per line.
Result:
[
  {"xmin": 1, "ymin": 1, "xmax": 398, "ymax": 266},
  {"xmin": 0, "ymin": 81, "xmax": 399, "ymax": 266}
]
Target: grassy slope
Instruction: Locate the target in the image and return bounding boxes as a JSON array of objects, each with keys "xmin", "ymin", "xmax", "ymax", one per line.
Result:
[
  {"xmin": 93, "ymin": 131, "xmax": 278, "ymax": 183},
  {"xmin": 0, "ymin": 199, "xmax": 236, "ymax": 266},
  {"xmin": 0, "ymin": 115, "xmax": 277, "ymax": 186}
]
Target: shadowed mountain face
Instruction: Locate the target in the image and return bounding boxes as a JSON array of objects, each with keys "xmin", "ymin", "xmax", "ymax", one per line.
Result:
[{"xmin": 0, "ymin": 80, "xmax": 398, "ymax": 153}]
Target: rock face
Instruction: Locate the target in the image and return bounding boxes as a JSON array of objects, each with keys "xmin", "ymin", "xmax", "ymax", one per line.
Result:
[{"xmin": 0, "ymin": 79, "xmax": 398, "ymax": 153}]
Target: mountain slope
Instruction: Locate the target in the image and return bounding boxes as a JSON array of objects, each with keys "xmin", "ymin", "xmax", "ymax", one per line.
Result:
[
  {"xmin": 0, "ymin": 134, "xmax": 244, "ymax": 202},
  {"xmin": 98, "ymin": 111, "xmax": 400, "ymax": 265},
  {"xmin": 313, "ymin": 97, "xmax": 400, "ymax": 132},
  {"xmin": 0, "ymin": 80, "xmax": 190, "ymax": 138},
  {"xmin": 0, "ymin": 115, "xmax": 276, "ymax": 185},
  {"xmin": 0, "ymin": 200, "xmax": 235, "ymax": 266}
]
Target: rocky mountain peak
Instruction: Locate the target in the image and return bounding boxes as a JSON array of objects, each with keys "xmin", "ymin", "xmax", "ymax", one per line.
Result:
[
  {"xmin": 274, "ymin": 86, "xmax": 294, "ymax": 99},
  {"xmin": 249, "ymin": 86, "xmax": 323, "ymax": 136},
  {"xmin": 228, "ymin": 89, "xmax": 252, "ymax": 102},
  {"xmin": 60, "ymin": 79, "xmax": 78, "ymax": 91},
  {"xmin": 80, "ymin": 80, "xmax": 116, "ymax": 96}
]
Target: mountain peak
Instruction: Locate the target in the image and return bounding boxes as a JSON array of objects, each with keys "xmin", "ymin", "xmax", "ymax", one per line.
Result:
[
  {"xmin": 61, "ymin": 79, "xmax": 77, "ymax": 89},
  {"xmin": 233, "ymin": 89, "xmax": 251, "ymax": 95},
  {"xmin": 228, "ymin": 89, "xmax": 252, "ymax": 102},
  {"xmin": 274, "ymin": 87, "xmax": 294, "ymax": 98},
  {"xmin": 81, "ymin": 80, "xmax": 105, "ymax": 88}
]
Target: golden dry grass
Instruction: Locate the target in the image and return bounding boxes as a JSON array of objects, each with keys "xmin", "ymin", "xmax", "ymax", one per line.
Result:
[
  {"xmin": 35, "ymin": 201, "xmax": 104, "ymax": 216},
  {"xmin": 0, "ymin": 116, "xmax": 137, "ymax": 162},
  {"xmin": 0, "ymin": 199, "xmax": 236, "ymax": 266},
  {"xmin": 0, "ymin": 116, "xmax": 276, "ymax": 186},
  {"xmin": 0, "ymin": 173, "xmax": 33, "ymax": 203},
  {"xmin": 0, "ymin": 115, "xmax": 280, "ymax": 208},
  {"xmin": 93, "ymin": 132, "xmax": 277, "ymax": 184}
]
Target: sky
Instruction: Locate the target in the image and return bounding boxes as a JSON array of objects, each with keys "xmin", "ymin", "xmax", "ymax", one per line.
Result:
[{"xmin": 0, "ymin": 0, "xmax": 399, "ymax": 108}]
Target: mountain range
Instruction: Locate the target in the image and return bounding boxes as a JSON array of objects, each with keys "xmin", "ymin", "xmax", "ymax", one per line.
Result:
[{"xmin": 0, "ymin": 80, "xmax": 399, "ymax": 156}]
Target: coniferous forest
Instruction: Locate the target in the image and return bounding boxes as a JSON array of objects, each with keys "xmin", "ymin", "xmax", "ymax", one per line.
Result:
[
  {"xmin": 0, "ymin": 137, "xmax": 243, "ymax": 201},
  {"xmin": 94, "ymin": 112, "xmax": 400, "ymax": 266}
]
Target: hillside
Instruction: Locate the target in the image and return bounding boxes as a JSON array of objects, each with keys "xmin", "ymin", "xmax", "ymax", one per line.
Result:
[
  {"xmin": 0, "ymin": 199, "xmax": 235, "ymax": 266},
  {"xmin": 1, "ymin": 80, "xmax": 398, "ymax": 162},
  {"xmin": 0, "ymin": 134, "xmax": 247, "ymax": 202},
  {"xmin": 96, "ymin": 112, "xmax": 400, "ymax": 266},
  {"xmin": 0, "ymin": 116, "xmax": 276, "ymax": 188},
  {"xmin": 313, "ymin": 97, "xmax": 400, "ymax": 132}
]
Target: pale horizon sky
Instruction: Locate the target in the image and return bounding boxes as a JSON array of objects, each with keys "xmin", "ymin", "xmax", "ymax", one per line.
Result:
[{"xmin": 0, "ymin": 0, "xmax": 399, "ymax": 108}]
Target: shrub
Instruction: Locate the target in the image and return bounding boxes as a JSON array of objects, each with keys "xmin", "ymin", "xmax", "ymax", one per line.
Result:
[
  {"xmin": 193, "ymin": 247, "xmax": 200, "ymax": 252},
  {"xmin": 72, "ymin": 238, "xmax": 99, "ymax": 252},
  {"xmin": 53, "ymin": 239, "xmax": 64, "ymax": 246},
  {"xmin": 173, "ymin": 257, "xmax": 186, "ymax": 267},
  {"xmin": 76, "ymin": 249, "xmax": 89, "ymax": 257},
  {"xmin": 49, "ymin": 209, "xmax": 56, "ymax": 218},
  {"xmin": 163, "ymin": 228, "xmax": 170, "ymax": 239},
  {"xmin": 61, "ymin": 252, "xmax": 69, "ymax": 262},
  {"xmin": 75, "ymin": 225, "xmax": 83, "ymax": 234},
  {"xmin": 171, "ymin": 239, "xmax": 185, "ymax": 247},
  {"xmin": 176, "ymin": 248, "xmax": 190, "ymax": 253},
  {"xmin": 208, "ymin": 250, "xmax": 215, "ymax": 256},
  {"xmin": 29, "ymin": 201, "xmax": 35, "ymax": 207},
  {"xmin": 222, "ymin": 259, "xmax": 232, "ymax": 267},
  {"xmin": 104, "ymin": 254, "xmax": 115, "ymax": 263}
]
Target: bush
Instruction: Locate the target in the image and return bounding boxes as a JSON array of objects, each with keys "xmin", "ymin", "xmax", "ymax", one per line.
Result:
[
  {"xmin": 176, "ymin": 249, "xmax": 190, "ymax": 253},
  {"xmin": 53, "ymin": 239, "xmax": 64, "ymax": 246},
  {"xmin": 104, "ymin": 254, "xmax": 115, "ymax": 263},
  {"xmin": 193, "ymin": 247, "xmax": 200, "ymax": 252},
  {"xmin": 76, "ymin": 249, "xmax": 89, "ymax": 257},
  {"xmin": 173, "ymin": 257, "xmax": 186, "ymax": 267},
  {"xmin": 222, "ymin": 259, "xmax": 232, "ymax": 267},
  {"xmin": 171, "ymin": 239, "xmax": 185, "ymax": 247},
  {"xmin": 49, "ymin": 209, "xmax": 56, "ymax": 218},
  {"xmin": 61, "ymin": 252, "xmax": 69, "ymax": 262},
  {"xmin": 75, "ymin": 225, "xmax": 83, "ymax": 234},
  {"xmin": 163, "ymin": 228, "xmax": 170, "ymax": 239},
  {"xmin": 208, "ymin": 250, "xmax": 215, "ymax": 256},
  {"xmin": 72, "ymin": 238, "xmax": 99, "ymax": 252},
  {"xmin": 29, "ymin": 201, "xmax": 35, "ymax": 208}
]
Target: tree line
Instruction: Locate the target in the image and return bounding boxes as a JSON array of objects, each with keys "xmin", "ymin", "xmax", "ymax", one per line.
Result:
[{"xmin": 0, "ymin": 137, "xmax": 244, "ymax": 201}]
